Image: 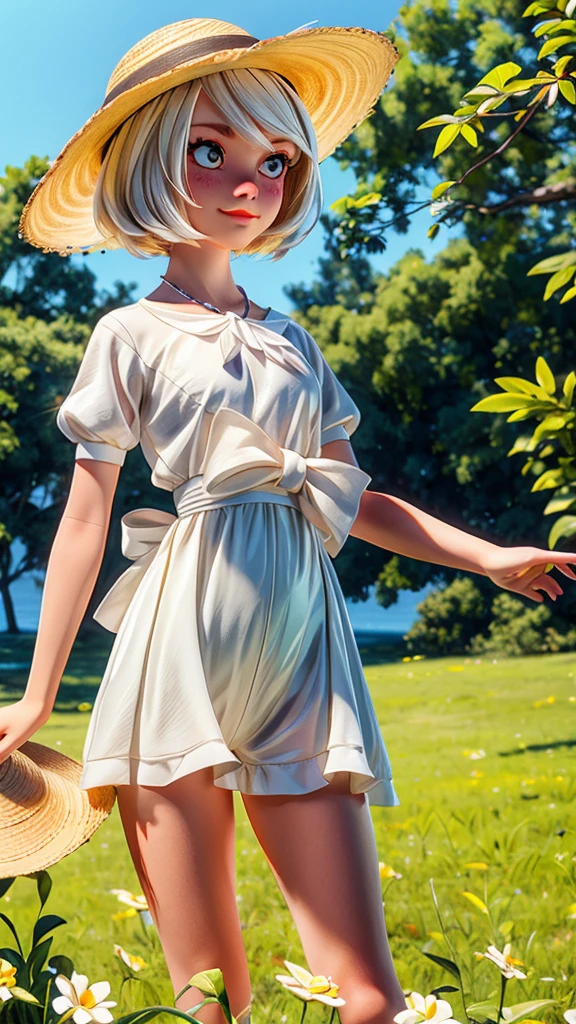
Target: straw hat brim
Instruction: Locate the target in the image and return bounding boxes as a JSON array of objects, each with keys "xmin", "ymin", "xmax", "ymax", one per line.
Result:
[
  {"xmin": 19, "ymin": 24, "xmax": 400, "ymax": 256},
  {"xmin": 0, "ymin": 741, "xmax": 116, "ymax": 879}
]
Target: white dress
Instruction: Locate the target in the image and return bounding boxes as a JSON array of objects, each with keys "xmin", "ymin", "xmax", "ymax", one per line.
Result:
[{"xmin": 56, "ymin": 298, "xmax": 400, "ymax": 806}]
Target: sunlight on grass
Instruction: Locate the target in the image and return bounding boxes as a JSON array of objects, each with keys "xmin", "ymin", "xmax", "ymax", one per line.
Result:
[{"xmin": 1, "ymin": 639, "xmax": 575, "ymax": 1020}]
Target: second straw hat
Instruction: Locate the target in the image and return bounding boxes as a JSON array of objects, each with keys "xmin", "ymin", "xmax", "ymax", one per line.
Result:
[
  {"xmin": 19, "ymin": 17, "xmax": 400, "ymax": 256},
  {"xmin": 0, "ymin": 741, "xmax": 116, "ymax": 879}
]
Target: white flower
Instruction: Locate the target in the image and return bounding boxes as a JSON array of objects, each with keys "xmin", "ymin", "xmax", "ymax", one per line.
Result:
[
  {"xmin": 52, "ymin": 971, "xmax": 116, "ymax": 1024},
  {"xmin": 275, "ymin": 961, "xmax": 345, "ymax": 1007},
  {"xmin": 474, "ymin": 943, "xmax": 527, "ymax": 980},
  {"xmin": 113, "ymin": 945, "xmax": 148, "ymax": 972},
  {"xmin": 394, "ymin": 991, "xmax": 461, "ymax": 1024},
  {"xmin": 563, "ymin": 1012, "xmax": 576, "ymax": 1024},
  {"xmin": 0, "ymin": 986, "xmax": 13, "ymax": 1002},
  {"xmin": 110, "ymin": 889, "xmax": 149, "ymax": 911}
]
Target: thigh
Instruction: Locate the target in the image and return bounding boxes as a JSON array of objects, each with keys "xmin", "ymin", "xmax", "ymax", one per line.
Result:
[
  {"xmin": 116, "ymin": 768, "xmax": 251, "ymax": 1024},
  {"xmin": 241, "ymin": 774, "xmax": 406, "ymax": 1022}
]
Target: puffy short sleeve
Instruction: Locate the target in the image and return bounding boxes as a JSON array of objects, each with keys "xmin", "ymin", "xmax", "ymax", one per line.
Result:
[
  {"xmin": 56, "ymin": 314, "xmax": 146, "ymax": 466},
  {"xmin": 296, "ymin": 325, "xmax": 361, "ymax": 445}
]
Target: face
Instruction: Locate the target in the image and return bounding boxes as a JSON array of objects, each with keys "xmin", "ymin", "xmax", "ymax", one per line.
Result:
[{"xmin": 184, "ymin": 87, "xmax": 299, "ymax": 250}]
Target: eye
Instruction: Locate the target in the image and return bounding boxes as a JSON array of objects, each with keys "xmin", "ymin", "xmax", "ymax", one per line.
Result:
[
  {"xmin": 187, "ymin": 139, "xmax": 224, "ymax": 168},
  {"xmin": 259, "ymin": 153, "xmax": 289, "ymax": 179}
]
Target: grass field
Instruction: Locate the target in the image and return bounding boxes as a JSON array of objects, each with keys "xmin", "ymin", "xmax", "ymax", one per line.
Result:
[{"xmin": 1, "ymin": 632, "xmax": 575, "ymax": 1022}]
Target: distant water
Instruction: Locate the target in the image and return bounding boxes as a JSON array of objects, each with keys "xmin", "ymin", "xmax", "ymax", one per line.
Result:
[{"xmin": 0, "ymin": 567, "xmax": 429, "ymax": 636}]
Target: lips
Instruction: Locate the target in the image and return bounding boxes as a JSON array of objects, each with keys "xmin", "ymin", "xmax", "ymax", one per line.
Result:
[{"xmin": 219, "ymin": 208, "xmax": 259, "ymax": 219}]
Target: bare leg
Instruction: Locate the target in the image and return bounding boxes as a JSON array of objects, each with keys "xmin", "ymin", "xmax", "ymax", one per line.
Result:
[
  {"xmin": 242, "ymin": 773, "xmax": 406, "ymax": 1024},
  {"xmin": 116, "ymin": 768, "xmax": 251, "ymax": 1024}
]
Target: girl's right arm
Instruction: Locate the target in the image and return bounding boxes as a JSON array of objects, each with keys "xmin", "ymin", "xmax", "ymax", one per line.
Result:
[{"xmin": 0, "ymin": 458, "xmax": 121, "ymax": 764}]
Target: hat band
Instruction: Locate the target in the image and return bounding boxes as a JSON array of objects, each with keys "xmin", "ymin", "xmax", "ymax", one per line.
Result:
[{"xmin": 103, "ymin": 34, "xmax": 260, "ymax": 107}]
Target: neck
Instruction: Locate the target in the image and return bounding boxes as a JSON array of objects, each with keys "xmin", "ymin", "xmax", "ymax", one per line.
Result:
[{"xmin": 163, "ymin": 240, "xmax": 244, "ymax": 312}]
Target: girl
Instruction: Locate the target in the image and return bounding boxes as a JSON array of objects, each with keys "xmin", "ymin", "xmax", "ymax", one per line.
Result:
[{"xmin": 2, "ymin": 17, "xmax": 575, "ymax": 1024}]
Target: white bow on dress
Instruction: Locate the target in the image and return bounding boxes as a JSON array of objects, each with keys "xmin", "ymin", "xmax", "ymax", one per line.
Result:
[{"xmin": 93, "ymin": 407, "xmax": 371, "ymax": 632}]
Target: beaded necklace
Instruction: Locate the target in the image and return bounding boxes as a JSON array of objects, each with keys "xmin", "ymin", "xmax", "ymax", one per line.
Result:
[{"xmin": 160, "ymin": 275, "xmax": 250, "ymax": 319}]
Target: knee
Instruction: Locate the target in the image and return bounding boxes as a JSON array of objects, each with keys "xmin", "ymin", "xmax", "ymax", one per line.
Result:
[{"xmin": 340, "ymin": 982, "xmax": 406, "ymax": 1024}]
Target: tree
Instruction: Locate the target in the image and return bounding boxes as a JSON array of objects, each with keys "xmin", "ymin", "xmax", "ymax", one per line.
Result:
[
  {"xmin": 0, "ymin": 159, "xmax": 151, "ymax": 634},
  {"xmin": 286, "ymin": 0, "xmax": 576, "ymax": 628}
]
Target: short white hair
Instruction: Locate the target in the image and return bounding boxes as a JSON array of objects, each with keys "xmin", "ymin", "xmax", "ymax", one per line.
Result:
[{"xmin": 93, "ymin": 67, "xmax": 323, "ymax": 260}]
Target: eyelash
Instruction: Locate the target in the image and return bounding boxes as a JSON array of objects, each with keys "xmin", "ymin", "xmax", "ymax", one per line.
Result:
[{"xmin": 186, "ymin": 138, "xmax": 290, "ymax": 178}]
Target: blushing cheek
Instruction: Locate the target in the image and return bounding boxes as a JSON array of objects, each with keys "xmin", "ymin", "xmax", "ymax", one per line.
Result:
[
  {"xmin": 260, "ymin": 177, "xmax": 284, "ymax": 200},
  {"xmin": 188, "ymin": 169, "xmax": 222, "ymax": 191}
]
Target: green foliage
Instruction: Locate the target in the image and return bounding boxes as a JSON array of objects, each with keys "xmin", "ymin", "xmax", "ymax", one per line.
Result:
[
  {"xmin": 320, "ymin": 0, "xmax": 575, "ymax": 306},
  {"xmin": 0, "ymin": 158, "xmax": 148, "ymax": 633},
  {"xmin": 471, "ymin": 357, "xmax": 576, "ymax": 550},
  {"xmin": 471, "ymin": 592, "xmax": 576, "ymax": 656},
  {"xmin": 404, "ymin": 578, "xmax": 492, "ymax": 655},
  {"xmin": 292, "ymin": 237, "xmax": 576, "ymax": 607},
  {"xmin": 0, "ymin": 872, "xmax": 237, "ymax": 1024}
]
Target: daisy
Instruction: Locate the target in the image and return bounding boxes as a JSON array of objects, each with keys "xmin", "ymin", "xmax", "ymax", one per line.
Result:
[
  {"xmin": 52, "ymin": 971, "xmax": 117, "ymax": 1024},
  {"xmin": 394, "ymin": 991, "xmax": 461, "ymax": 1024},
  {"xmin": 275, "ymin": 961, "xmax": 345, "ymax": 1006},
  {"xmin": 474, "ymin": 944, "xmax": 527, "ymax": 980},
  {"xmin": 113, "ymin": 945, "xmax": 148, "ymax": 972}
]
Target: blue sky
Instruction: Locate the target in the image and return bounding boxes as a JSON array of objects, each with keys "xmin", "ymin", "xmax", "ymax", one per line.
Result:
[{"xmin": 1, "ymin": 0, "xmax": 446, "ymax": 311}]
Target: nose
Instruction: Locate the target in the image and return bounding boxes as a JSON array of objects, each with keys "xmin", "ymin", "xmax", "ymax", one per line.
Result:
[{"xmin": 232, "ymin": 179, "xmax": 259, "ymax": 201}]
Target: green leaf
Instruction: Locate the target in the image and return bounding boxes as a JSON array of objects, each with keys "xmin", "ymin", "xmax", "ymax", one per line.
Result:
[
  {"xmin": 494, "ymin": 376, "xmax": 548, "ymax": 398},
  {"xmin": 543, "ymin": 265, "xmax": 576, "ymax": 301},
  {"xmin": 0, "ymin": 912, "xmax": 23, "ymax": 956},
  {"xmin": 532, "ymin": 414, "xmax": 570, "ymax": 441},
  {"xmin": 560, "ymin": 284, "xmax": 576, "ymax": 303},
  {"xmin": 563, "ymin": 370, "xmax": 576, "ymax": 405},
  {"xmin": 114, "ymin": 1007, "xmax": 206, "ymax": 1024},
  {"xmin": 10, "ymin": 986, "xmax": 41, "ymax": 1004},
  {"xmin": 467, "ymin": 1002, "xmax": 500, "ymax": 1023},
  {"xmin": 508, "ymin": 435, "xmax": 535, "ymax": 456},
  {"xmin": 461, "ymin": 891, "xmax": 489, "ymax": 914},
  {"xmin": 461, "ymin": 124, "xmax": 478, "ymax": 146},
  {"xmin": 548, "ymin": 515, "xmax": 576, "ymax": 548},
  {"xmin": 433, "ymin": 124, "xmax": 462, "ymax": 158},
  {"xmin": 535, "ymin": 356, "xmax": 556, "ymax": 394},
  {"xmin": 48, "ymin": 954, "xmax": 74, "ymax": 979},
  {"xmin": 532, "ymin": 468, "xmax": 565, "ymax": 492},
  {"xmin": 421, "ymin": 950, "xmax": 463, "ymax": 982},
  {"xmin": 538, "ymin": 34, "xmax": 575, "ymax": 57},
  {"xmin": 477, "ymin": 62, "xmax": 522, "ymax": 90},
  {"xmin": 353, "ymin": 192, "xmax": 382, "ymax": 209},
  {"xmin": 506, "ymin": 407, "xmax": 542, "ymax": 422},
  {"xmin": 187, "ymin": 969, "xmax": 226, "ymax": 1000},
  {"xmin": 35, "ymin": 872, "xmax": 52, "ymax": 914},
  {"xmin": 0, "ymin": 879, "xmax": 15, "ymax": 900},
  {"xmin": 501, "ymin": 1000, "xmax": 556, "ymax": 1024},
  {"xmin": 27, "ymin": 936, "xmax": 53, "ymax": 982},
  {"xmin": 329, "ymin": 196, "xmax": 354, "ymax": 216},
  {"xmin": 32, "ymin": 915, "xmax": 66, "ymax": 949},
  {"xmin": 471, "ymin": 394, "xmax": 542, "ymax": 413},
  {"xmin": 428, "ymin": 224, "xmax": 440, "ymax": 240},
  {"xmin": 544, "ymin": 492, "xmax": 576, "ymax": 515},
  {"xmin": 527, "ymin": 251, "xmax": 576, "ymax": 275},
  {"xmin": 418, "ymin": 114, "xmax": 463, "ymax": 130},
  {"xmin": 431, "ymin": 181, "xmax": 457, "ymax": 200}
]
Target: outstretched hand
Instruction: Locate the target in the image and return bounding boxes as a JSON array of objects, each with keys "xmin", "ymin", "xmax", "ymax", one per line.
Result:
[{"xmin": 481, "ymin": 546, "xmax": 576, "ymax": 603}]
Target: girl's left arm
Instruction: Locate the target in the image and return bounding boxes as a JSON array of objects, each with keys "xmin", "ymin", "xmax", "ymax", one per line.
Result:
[{"xmin": 321, "ymin": 438, "xmax": 576, "ymax": 605}]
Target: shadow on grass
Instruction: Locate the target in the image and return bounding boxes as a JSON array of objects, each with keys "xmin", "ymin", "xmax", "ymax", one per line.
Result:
[{"xmin": 499, "ymin": 738, "xmax": 576, "ymax": 757}]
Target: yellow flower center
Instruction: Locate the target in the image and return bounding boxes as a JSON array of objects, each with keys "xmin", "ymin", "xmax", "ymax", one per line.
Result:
[
  {"xmin": 80, "ymin": 991, "xmax": 97, "ymax": 1009},
  {"xmin": 308, "ymin": 976, "xmax": 333, "ymax": 994},
  {"xmin": 425, "ymin": 999, "xmax": 437, "ymax": 1019},
  {"xmin": 505, "ymin": 955, "xmax": 524, "ymax": 966},
  {"xmin": 0, "ymin": 962, "xmax": 17, "ymax": 988}
]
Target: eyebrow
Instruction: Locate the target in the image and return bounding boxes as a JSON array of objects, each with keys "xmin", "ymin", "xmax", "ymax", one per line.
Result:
[{"xmin": 190, "ymin": 122, "xmax": 294, "ymax": 146}]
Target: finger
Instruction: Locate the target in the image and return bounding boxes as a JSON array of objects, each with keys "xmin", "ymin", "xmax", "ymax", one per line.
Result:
[
  {"xmin": 554, "ymin": 563, "xmax": 576, "ymax": 580},
  {"xmin": 531, "ymin": 575, "xmax": 558, "ymax": 601}
]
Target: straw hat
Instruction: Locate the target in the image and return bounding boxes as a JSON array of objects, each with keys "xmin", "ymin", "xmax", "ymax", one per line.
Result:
[
  {"xmin": 0, "ymin": 741, "xmax": 116, "ymax": 878},
  {"xmin": 19, "ymin": 17, "xmax": 400, "ymax": 256}
]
